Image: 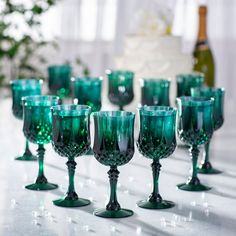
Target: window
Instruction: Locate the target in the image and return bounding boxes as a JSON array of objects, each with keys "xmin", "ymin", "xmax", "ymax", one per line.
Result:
[{"xmin": 41, "ymin": 0, "xmax": 118, "ymax": 41}]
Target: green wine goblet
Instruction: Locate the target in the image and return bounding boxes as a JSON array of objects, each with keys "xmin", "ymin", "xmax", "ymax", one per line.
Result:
[
  {"xmin": 176, "ymin": 73, "xmax": 205, "ymax": 97},
  {"xmin": 71, "ymin": 76, "xmax": 102, "ymax": 155},
  {"xmin": 23, "ymin": 95, "xmax": 60, "ymax": 190},
  {"xmin": 10, "ymin": 79, "xmax": 42, "ymax": 161},
  {"xmin": 48, "ymin": 64, "xmax": 72, "ymax": 98},
  {"xmin": 177, "ymin": 96, "xmax": 214, "ymax": 191},
  {"xmin": 51, "ymin": 105, "xmax": 91, "ymax": 207},
  {"xmin": 71, "ymin": 76, "xmax": 103, "ymax": 112},
  {"xmin": 191, "ymin": 87, "xmax": 225, "ymax": 174},
  {"xmin": 140, "ymin": 78, "xmax": 170, "ymax": 106},
  {"xmin": 137, "ymin": 106, "xmax": 176, "ymax": 209},
  {"xmin": 93, "ymin": 111, "xmax": 135, "ymax": 218},
  {"xmin": 106, "ymin": 70, "xmax": 134, "ymax": 111}
]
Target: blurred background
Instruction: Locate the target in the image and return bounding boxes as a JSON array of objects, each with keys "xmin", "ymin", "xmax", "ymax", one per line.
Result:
[{"xmin": 0, "ymin": 0, "xmax": 235, "ymax": 105}]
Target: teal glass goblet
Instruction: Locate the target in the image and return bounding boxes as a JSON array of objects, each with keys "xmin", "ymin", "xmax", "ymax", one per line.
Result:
[
  {"xmin": 191, "ymin": 87, "xmax": 225, "ymax": 174},
  {"xmin": 71, "ymin": 76, "xmax": 103, "ymax": 112},
  {"xmin": 51, "ymin": 105, "xmax": 91, "ymax": 207},
  {"xmin": 140, "ymin": 79, "xmax": 170, "ymax": 106},
  {"xmin": 106, "ymin": 70, "xmax": 134, "ymax": 111},
  {"xmin": 176, "ymin": 73, "xmax": 204, "ymax": 97},
  {"xmin": 177, "ymin": 96, "xmax": 214, "ymax": 191},
  {"xmin": 93, "ymin": 111, "xmax": 135, "ymax": 218},
  {"xmin": 71, "ymin": 76, "xmax": 102, "ymax": 155},
  {"xmin": 10, "ymin": 79, "xmax": 42, "ymax": 161},
  {"xmin": 48, "ymin": 65, "xmax": 72, "ymax": 98},
  {"xmin": 137, "ymin": 106, "xmax": 176, "ymax": 209},
  {"xmin": 23, "ymin": 95, "xmax": 60, "ymax": 190}
]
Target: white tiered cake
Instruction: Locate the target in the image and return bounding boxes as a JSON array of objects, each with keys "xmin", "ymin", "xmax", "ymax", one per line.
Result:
[{"xmin": 115, "ymin": 11, "xmax": 192, "ymax": 107}]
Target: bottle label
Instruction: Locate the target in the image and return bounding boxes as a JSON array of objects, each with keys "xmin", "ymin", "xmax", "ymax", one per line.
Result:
[{"xmin": 196, "ymin": 40, "xmax": 209, "ymax": 51}]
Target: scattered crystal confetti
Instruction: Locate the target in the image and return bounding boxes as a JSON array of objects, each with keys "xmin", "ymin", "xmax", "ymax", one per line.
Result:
[
  {"xmin": 89, "ymin": 197, "xmax": 94, "ymax": 202},
  {"xmin": 47, "ymin": 216, "xmax": 55, "ymax": 223},
  {"xmin": 82, "ymin": 225, "xmax": 90, "ymax": 232},
  {"xmin": 204, "ymin": 208, "xmax": 210, "ymax": 217},
  {"xmin": 160, "ymin": 217, "xmax": 167, "ymax": 227},
  {"xmin": 86, "ymin": 179, "xmax": 92, "ymax": 184},
  {"xmin": 128, "ymin": 176, "xmax": 134, "ymax": 182},
  {"xmin": 190, "ymin": 201, "xmax": 196, "ymax": 207},
  {"xmin": 123, "ymin": 189, "xmax": 129, "ymax": 195},
  {"xmin": 44, "ymin": 211, "xmax": 52, "ymax": 218},
  {"xmin": 171, "ymin": 220, "xmax": 176, "ymax": 227},
  {"xmin": 147, "ymin": 182, "xmax": 152, "ymax": 188},
  {"xmin": 201, "ymin": 192, "xmax": 205, "ymax": 200},
  {"xmin": 66, "ymin": 216, "xmax": 72, "ymax": 223},
  {"xmin": 172, "ymin": 214, "xmax": 179, "ymax": 222},
  {"xmin": 32, "ymin": 211, "xmax": 41, "ymax": 218},
  {"xmin": 203, "ymin": 202, "xmax": 209, "ymax": 208},
  {"xmin": 188, "ymin": 211, "xmax": 192, "ymax": 222},
  {"xmin": 78, "ymin": 182, "xmax": 84, "ymax": 188},
  {"xmin": 86, "ymin": 178, "xmax": 95, "ymax": 185},
  {"xmin": 136, "ymin": 226, "xmax": 142, "ymax": 234},
  {"xmin": 110, "ymin": 225, "xmax": 116, "ymax": 232},
  {"xmin": 39, "ymin": 205, "xmax": 45, "ymax": 212},
  {"xmin": 32, "ymin": 220, "xmax": 41, "ymax": 227},
  {"xmin": 10, "ymin": 199, "xmax": 17, "ymax": 208}
]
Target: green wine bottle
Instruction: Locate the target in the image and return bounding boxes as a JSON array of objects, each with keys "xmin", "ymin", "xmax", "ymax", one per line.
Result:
[{"xmin": 193, "ymin": 6, "xmax": 215, "ymax": 87}]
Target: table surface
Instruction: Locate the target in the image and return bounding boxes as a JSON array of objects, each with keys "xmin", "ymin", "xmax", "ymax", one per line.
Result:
[{"xmin": 0, "ymin": 96, "xmax": 236, "ymax": 236}]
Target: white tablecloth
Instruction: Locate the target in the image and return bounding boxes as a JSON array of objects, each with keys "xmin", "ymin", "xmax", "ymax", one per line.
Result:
[{"xmin": 0, "ymin": 97, "xmax": 236, "ymax": 236}]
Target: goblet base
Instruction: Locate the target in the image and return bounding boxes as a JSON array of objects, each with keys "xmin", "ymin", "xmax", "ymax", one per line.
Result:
[
  {"xmin": 177, "ymin": 183, "xmax": 211, "ymax": 191},
  {"xmin": 94, "ymin": 208, "xmax": 133, "ymax": 218},
  {"xmin": 198, "ymin": 162, "xmax": 222, "ymax": 174},
  {"xmin": 137, "ymin": 200, "xmax": 175, "ymax": 209},
  {"xmin": 25, "ymin": 182, "xmax": 58, "ymax": 191},
  {"xmin": 53, "ymin": 198, "xmax": 90, "ymax": 207},
  {"xmin": 15, "ymin": 154, "xmax": 37, "ymax": 161}
]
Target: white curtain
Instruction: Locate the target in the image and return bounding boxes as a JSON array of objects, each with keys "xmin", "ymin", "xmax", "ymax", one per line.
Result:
[{"xmin": 39, "ymin": 0, "xmax": 117, "ymax": 76}]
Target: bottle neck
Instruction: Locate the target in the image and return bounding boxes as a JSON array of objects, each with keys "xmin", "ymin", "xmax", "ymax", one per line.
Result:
[{"xmin": 197, "ymin": 14, "xmax": 207, "ymax": 42}]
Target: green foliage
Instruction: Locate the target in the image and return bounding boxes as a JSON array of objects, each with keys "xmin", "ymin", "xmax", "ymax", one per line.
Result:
[
  {"xmin": 0, "ymin": 0, "xmax": 58, "ymax": 84},
  {"xmin": 75, "ymin": 57, "xmax": 90, "ymax": 77}
]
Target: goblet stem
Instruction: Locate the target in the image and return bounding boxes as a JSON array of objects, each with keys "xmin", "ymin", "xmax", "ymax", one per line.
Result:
[
  {"xmin": 36, "ymin": 144, "xmax": 48, "ymax": 184},
  {"xmin": 137, "ymin": 160, "xmax": 174, "ymax": 209},
  {"xmin": 106, "ymin": 166, "xmax": 120, "ymax": 211},
  {"xmin": 149, "ymin": 160, "xmax": 162, "ymax": 202},
  {"xmin": 24, "ymin": 139, "xmax": 32, "ymax": 156},
  {"xmin": 203, "ymin": 140, "xmax": 210, "ymax": 163},
  {"xmin": 190, "ymin": 145, "xmax": 199, "ymax": 180},
  {"xmin": 66, "ymin": 158, "xmax": 78, "ymax": 200},
  {"xmin": 25, "ymin": 144, "xmax": 58, "ymax": 190},
  {"xmin": 15, "ymin": 138, "xmax": 37, "ymax": 161},
  {"xmin": 198, "ymin": 138, "xmax": 222, "ymax": 174},
  {"xmin": 199, "ymin": 140, "xmax": 212, "ymax": 170},
  {"xmin": 177, "ymin": 144, "xmax": 211, "ymax": 191},
  {"xmin": 119, "ymin": 105, "xmax": 123, "ymax": 111},
  {"xmin": 52, "ymin": 158, "xmax": 90, "ymax": 207}
]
